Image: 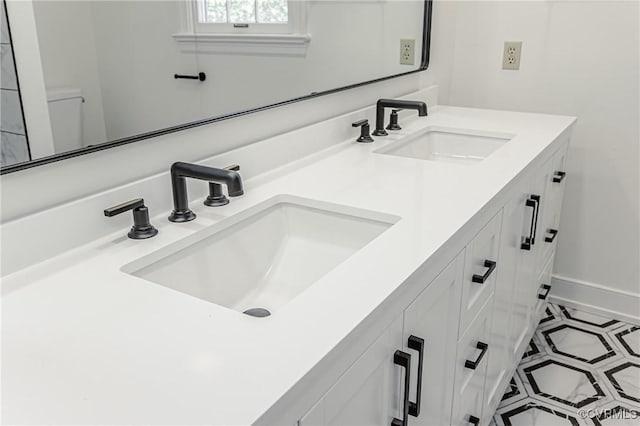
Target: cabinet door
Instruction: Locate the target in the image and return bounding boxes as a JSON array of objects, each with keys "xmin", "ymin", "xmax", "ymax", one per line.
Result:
[
  {"xmin": 459, "ymin": 212, "xmax": 502, "ymax": 334},
  {"xmin": 402, "ymin": 251, "xmax": 464, "ymax": 426},
  {"xmin": 299, "ymin": 316, "xmax": 404, "ymax": 426},
  {"xmin": 515, "ymin": 163, "xmax": 551, "ymax": 354},
  {"xmin": 499, "ymin": 159, "xmax": 550, "ymax": 365}
]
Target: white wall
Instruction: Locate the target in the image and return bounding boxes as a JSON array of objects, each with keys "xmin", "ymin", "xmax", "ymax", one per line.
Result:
[
  {"xmin": 446, "ymin": 1, "xmax": 639, "ymax": 296},
  {"xmin": 33, "ymin": 0, "xmax": 107, "ymax": 148},
  {"xmin": 88, "ymin": 0, "xmax": 425, "ymax": 141},
  {"xmin": 89, "ymin": 1, "xmax": 201, "ymax": 141}
]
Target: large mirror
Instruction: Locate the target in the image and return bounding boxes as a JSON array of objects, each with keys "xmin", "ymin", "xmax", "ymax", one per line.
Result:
[{"xmin": 1, "ymin": 0, "xmax": 430, "ymax": 172}]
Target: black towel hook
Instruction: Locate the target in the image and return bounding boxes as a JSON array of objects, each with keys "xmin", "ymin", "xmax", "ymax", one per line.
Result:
[{"xmin": 174, "ymin": 72, "xmax": 206, "ymax": 82}]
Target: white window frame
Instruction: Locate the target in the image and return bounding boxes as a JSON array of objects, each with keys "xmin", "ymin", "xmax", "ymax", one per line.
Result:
[{"xmin": 173, "ymin": 0, "xmax": 310, "ymax": 56}]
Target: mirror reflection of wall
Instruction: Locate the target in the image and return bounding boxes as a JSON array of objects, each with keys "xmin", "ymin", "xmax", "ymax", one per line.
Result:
[
  {"xmin": 1, "ymin": 1, "xmax": 30, "ymax": 168},
  {"xmin": 8, "ymin": 0, "xmax": 425, "ymax": 168}
]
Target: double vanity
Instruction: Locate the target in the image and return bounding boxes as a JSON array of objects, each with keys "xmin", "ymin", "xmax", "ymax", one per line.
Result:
[{"xmin": 1, "ymin": 89, "xmax": 575, "ymax": 425}]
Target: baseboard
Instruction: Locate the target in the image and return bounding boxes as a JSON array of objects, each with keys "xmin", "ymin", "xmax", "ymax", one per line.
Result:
[{"xmin": 549, "ymin": 275, "xmax": 640, "ymax": 326}]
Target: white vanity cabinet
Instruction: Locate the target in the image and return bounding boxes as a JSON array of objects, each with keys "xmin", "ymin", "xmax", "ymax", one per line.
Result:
[
  {"xmin": 296, "ymin": 139, "xmax": 570, "ymax": 426},
  {"xmin": 299, "ymin": 253, "xmax": 465, "ymax": 426},
  {"xmin": 480, "ymin": 143, "xmax": 569, "ymax": 425}
]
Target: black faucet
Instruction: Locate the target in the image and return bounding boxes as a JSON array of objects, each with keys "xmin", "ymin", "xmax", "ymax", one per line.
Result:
[
  {"xmin": 372, "ymin": 99, "xmax": 428, "ymax": 136},
  {"xmin": 104, "ymin": 198, "xmax": 158, "ymax": 239},
  {"xmin": 168, "ymin": 162, "xmax": 244, "ymax": 222}
]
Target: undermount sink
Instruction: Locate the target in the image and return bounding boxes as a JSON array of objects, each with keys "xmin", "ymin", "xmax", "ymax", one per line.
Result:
[
  {"xmin": 122, "ymin": 196, "xmax": 398, "ymax": 315},
  {"xmin": 375, "ymin": 126, "xmax": 513, "ymax": 164}
]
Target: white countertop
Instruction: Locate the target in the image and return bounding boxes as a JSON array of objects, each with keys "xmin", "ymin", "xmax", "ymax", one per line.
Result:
[{"xmin": 1, "ymin": 105, "xmax": 575, "ymax": 425}]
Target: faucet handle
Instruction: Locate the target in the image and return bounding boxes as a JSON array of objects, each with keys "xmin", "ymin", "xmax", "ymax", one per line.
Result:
[
  {"xmin": 386, "ymin": 110, "xmax": 402, "ymax": 131},
  {"xmin": 352, "ymin": 119, "xmax": 374, "ymax": 143},
  {"xmin": 104, "ymin": 198, "xmax": 145, "ymax": 217},
  {"xmin": 104, "ymin": 198, "xmax": 158, "ymax": 240},
  {"xmin": 205, "ymin": 164, "xmax": 241, "ymax": 207}
]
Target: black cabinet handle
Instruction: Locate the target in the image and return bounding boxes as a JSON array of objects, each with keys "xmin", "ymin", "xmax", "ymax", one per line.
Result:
[
  {"xmin": 553, "ymin": 171, "xmax": 566, "ymax": 183},
  {"xmin": 407, "ymin": 336, "xmax": 424, "ymax": 418},
  {"xmin": 531, "ymin": 195, "xmax": 540, "ymax": 245},
  {"xmin": 465, "ymin": 342, "xmax": 488, "ymax": 370},
  {"xmin": 545, "ymin": 229, "xmax": 558, "ymax": 243},
  {"xmin": 521, "ymin": 195, "xmax": 540, "ymax": 250},
  {"xmin": 538, "ymin": 284, "xmax": 552, "ymax": 300},
  {"xmin": 468, "ymin": 415, "xmax": 480, "ymax": 426},
  {"xmin": 392, "ymin": 350, "xmax": 411, "ymax": 426},
  {"xmin": 472, "ymin": 260, "xmax": 497, "ymax": 284},
  {"xmin": 174, "ymin": 72, "xmax": 206, "ymax": 81}
]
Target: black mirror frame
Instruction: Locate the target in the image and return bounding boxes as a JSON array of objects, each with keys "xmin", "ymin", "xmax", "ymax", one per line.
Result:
[{"xmin": 1, "ymin": 0, "xmax": 432, "ymax": 175}]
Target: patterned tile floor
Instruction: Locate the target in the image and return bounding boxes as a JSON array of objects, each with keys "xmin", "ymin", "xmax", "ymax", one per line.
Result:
[{"xmin": 491, "ymin": 303, "xmax": 640, "ymax": 425}]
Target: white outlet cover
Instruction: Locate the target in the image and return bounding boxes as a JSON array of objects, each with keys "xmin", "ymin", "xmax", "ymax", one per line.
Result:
[
  {"xmin": 400, "ymin": 38, "xmax": 416, "ymax": 66},
  {"xmin": 502, "ymin": 41, "xmax": 522, "ymax": 70}
]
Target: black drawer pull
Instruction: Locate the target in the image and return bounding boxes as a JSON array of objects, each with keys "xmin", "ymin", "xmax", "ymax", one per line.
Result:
[
  {"xmin": 465, "ymin": 342, "xmax": 488, "ymax": 370},
  {"xmin": 545, "ymin": 229, "xmax": 558, "ymax": 243},
  {"xmin": 174, "ymin": 72, "xmax": 206, "ymax": 81},
  {"xmin": 521, "ymin": 195, "xmax": 540, "ymax": 250},
  {"xmin": 553, "ymin": 171, "xmax": 566, "ymax": 183},
  {"xmin": 391, "ymin": 350, "xmax": 411, "ymax": 426},
  {"xmin": 530, "ymin": 194, "xmax": 541, "ymax": 245},
  {"xmin": 407, "ymin": 336, "xmax": 424, "ymax": 418},
  {"xmin": 472, "ymin": 260, "xmax": 497, "ymax": 284},
  {"xmin": 468, "ymin": 415, "xmax": 480, "ymax": 426},
  {"xmin": 538, "ymin": 284, "xmax": 551, "ymax": 300}
]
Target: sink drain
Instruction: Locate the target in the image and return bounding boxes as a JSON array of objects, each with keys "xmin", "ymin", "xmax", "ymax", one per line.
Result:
[{"xmin": 243, "ymin": 307, "xmax": 271, "ymax": 318}]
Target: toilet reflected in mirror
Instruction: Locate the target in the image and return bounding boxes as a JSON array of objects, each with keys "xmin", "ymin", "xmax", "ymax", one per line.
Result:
[{"xmin": 46, "ymin": 88, "xmax": 84, "ymax": 153}]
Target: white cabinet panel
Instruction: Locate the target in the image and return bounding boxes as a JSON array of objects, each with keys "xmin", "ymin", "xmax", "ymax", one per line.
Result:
[
  {"xmin": 539, "ymin": 146, "xmax": 569, "ymax": 269},
  {"xmin": 511, "ymin": 163, "xmax": 551, "ymax": 358},
  {"xmin": 403, "ymin": 251, "xmax": 464, "ymax": 426},
  {"xmin": 452, "ymin": 295, "xmax": 493, "ymax": 426},
  {"xmin": 532, "ymin": 158, "xmax": 554, "ymax": 276},
  {"xmin": 299, "ymin": 316, "xmax": 404, "ymax": 426},
  {"xmin": 459, "ymin": 212, "xmax": 502, "ymax": 335},
  {"xmin": 482, "ymin": 214, "xmax": 515, "ymax": 424},
  {"xmin": 498, "ymin": 188, "xmax": 532, "ymax": 362}
]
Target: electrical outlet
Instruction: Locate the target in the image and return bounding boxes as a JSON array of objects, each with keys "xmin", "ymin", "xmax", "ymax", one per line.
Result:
[
  {"xmin": 502, "ymin": 41, "xmax": 522, "ymax": 70},
  {"xmin": 400, "ymin": 39, "xmax": 415, "ymax": 65}
]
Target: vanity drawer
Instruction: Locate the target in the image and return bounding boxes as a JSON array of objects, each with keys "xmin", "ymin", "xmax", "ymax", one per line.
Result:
[
  {"xmin": 451, "ymin": 294, "xmax": 494, "ymax": 426},
  {"xmin": 459, "ymin": 211, "xmax": 502, "ymax": 335}
]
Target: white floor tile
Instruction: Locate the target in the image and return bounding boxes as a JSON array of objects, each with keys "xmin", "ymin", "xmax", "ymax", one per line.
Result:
[{"xmin": 492, "ymin": 303, "xmax": 640, "ymax": 425}]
